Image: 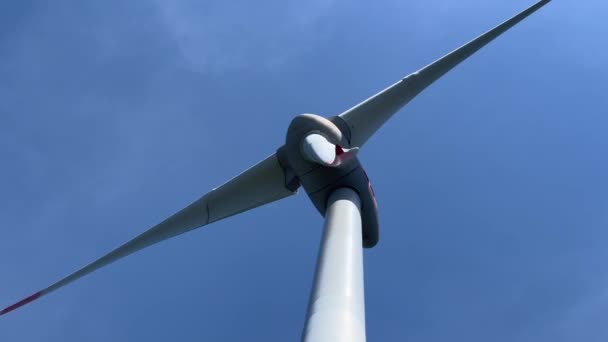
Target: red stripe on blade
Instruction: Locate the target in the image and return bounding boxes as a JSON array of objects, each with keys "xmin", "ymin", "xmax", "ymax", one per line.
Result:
[{"xmin": 0, "ymin": 291, "xmax": 42, "ymax": 315}]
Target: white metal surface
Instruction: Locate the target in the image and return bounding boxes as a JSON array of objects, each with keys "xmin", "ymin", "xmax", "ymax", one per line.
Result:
[
  {"xmin": 302, "ymin": 133, "xmax": 337, "ymax": 165},
  {"xmin": 302, "ymin": 188, "xmax": 366, "ymax": 342}
]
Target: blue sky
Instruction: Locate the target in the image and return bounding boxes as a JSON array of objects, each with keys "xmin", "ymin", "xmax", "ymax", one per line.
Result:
[{"xmin": 1, "ymin": 0, "xmax": 607, "ymax": 341}]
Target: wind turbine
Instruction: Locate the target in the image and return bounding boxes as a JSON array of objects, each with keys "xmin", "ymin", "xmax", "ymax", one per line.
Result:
[{"xmin": 2, "ymin": 1, "xmax": 551, "ymax": 340}]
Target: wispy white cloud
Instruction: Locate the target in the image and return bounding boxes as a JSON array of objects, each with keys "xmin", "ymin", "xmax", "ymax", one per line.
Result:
[
  {"xmin": 558, "ymin": 288, "xmax": 608, "ymax": 336},
  {"xmin": 0, "ymin": 2, "xmax": 216, "ymax": 239},
  {"xmin": 155, "ymin": 0, "xmax": 339, "ymax": 72}
]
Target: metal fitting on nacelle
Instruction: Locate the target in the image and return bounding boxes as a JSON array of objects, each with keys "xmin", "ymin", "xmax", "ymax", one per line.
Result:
[{"xmin": 277, "ymin": 114, "xmax": 379, "ymax": 248}]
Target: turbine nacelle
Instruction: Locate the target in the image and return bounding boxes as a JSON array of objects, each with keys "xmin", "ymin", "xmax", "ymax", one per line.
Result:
[{"xmin": 277, "ymin": 113, "xmax": 379, "ymax": 247}]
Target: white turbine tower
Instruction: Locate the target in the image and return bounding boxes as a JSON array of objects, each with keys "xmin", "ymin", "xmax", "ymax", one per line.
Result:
[{"xmin": 2, "ymin": 1, "xmax": 551, "ymax": 341}]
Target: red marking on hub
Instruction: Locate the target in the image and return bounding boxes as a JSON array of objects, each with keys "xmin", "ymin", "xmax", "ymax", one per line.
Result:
[
  {"xmin": 335, "ymin": 145, "xmax": 344, "ymax": 156},
  {"xmin": 0, "ymin": 291, "xmax": 42, "ymax": 315}
]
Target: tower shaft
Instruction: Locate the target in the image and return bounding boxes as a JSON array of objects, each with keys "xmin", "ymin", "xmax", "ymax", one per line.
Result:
[{"xmin": 302, "ymin": 188, "xmax": 366, "ymax": 342}]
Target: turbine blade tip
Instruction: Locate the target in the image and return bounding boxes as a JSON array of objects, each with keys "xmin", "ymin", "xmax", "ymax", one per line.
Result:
[{"xmin": 0, "ymin": 291, "xmax": 42, "ymax": 316}]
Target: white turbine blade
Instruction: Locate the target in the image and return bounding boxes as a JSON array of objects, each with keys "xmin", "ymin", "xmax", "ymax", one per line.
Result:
[
  {"xmin": 1, "ymin": 153, "xmax": 296, "ymax": 316},
  {"xmin": 338, "ymin": 0, "xmax": 551, "ymax": 148}
]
